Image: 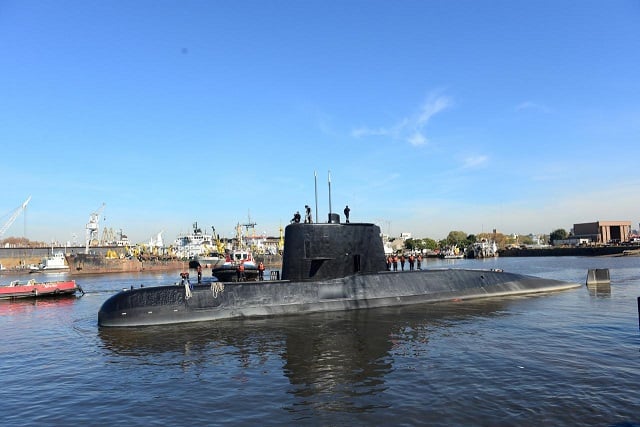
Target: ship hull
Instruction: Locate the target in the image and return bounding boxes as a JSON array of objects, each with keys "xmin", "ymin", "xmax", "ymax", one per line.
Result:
[
  {"xmin": 1, "ymin": 280, "xmax": 81, "ymax": 300},
  {"xmin": 98, "ymin": 269, "xmax": 580, "ymax": 327},
  {"xmin": 66, "ymin": 254, "xmax": 184, "ymax": 275},
  {"xmin": 211, "ymin": 264, "xmax": 259, "ymax": 282}
]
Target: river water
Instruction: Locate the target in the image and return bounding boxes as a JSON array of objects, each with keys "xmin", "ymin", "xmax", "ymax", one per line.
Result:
[{"xmin": 2, "ymin": 256, "xmax": 639, "ymax": 426}]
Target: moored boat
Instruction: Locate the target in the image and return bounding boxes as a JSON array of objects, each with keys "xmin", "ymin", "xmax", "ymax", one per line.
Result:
[
  {"xmin": 1, "ymin": 279, "xmax": 83, "ymax": 300},
  {"xmin": 211, "ymin": 249, "xmax": 259, "ymax": 282},
  {"xmin": 440, "ymin": 245, "xmax": 464, "ymax": 259},
  {"xmin": 98, "ymin": 214, "xmax": 581, "ymax": 327},
  {"xmin": 466, "ymin": 240, "xmax": 499, "ymax": 259},
  {"xmin": 30, "ymin": 251, "xmax": 70, "ymax": 272}
]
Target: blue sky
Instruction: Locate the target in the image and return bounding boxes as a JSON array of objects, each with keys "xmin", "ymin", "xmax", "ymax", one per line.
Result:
[{"xmin": 1, "ymin": 0, "xmax": 639, "ymax": 245}]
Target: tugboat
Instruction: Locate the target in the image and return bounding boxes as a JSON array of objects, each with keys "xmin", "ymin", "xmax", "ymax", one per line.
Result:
[
  {"xmin": 98, "ymin": 212, "xmax": 580, "ymax": 327},
  {"xmin": 211, "ymin": 249, "xmax": 259, "ymax": 282},
  {"xmin": 211, "ymin": 222, "xmax": 259, "ymax": 281}
]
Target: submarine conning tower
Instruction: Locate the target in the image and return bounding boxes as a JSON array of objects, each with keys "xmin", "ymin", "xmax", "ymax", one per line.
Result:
[{"xmin": 281, "ymin": 218, "xmax": 388, "ymax": 282}]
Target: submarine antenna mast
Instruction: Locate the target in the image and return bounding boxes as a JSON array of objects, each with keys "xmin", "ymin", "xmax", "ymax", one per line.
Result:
[
  {"xmin": 328, "ymin": 170, "xmax": 332, "ymax": 222},
  {"xmin": 314, "ymin": 171, "xmax": 318, "ymax": 224}
]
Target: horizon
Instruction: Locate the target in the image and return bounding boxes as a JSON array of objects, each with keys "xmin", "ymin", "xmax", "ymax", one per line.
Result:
[{"xmin": 2, "ymin": 1, "xmax": 639, "ymax": 244}]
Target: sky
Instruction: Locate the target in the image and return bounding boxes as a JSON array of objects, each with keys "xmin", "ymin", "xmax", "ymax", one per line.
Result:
[{"xmin": 1, "ymin": 0, "xmax": 639, "ymax": 245}]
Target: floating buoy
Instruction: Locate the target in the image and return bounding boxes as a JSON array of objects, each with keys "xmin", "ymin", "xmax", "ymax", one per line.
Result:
[{"xmin": 586, "ymin": 269, "xmax": 610, "ymax": 286}]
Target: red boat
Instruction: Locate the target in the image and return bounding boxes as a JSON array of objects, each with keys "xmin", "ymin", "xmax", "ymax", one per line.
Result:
[{"xmin": 0, "ymin": 279, "xmax": 83, "ymax": 300}]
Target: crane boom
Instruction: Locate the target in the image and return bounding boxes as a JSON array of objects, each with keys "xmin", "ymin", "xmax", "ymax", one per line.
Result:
[{"xmin": 0, "ymin": 196, "xmax": 31, "ymax": 238}]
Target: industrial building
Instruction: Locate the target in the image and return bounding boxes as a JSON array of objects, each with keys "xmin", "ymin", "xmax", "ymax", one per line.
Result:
[{"xmin": 572, "ymin": 221, "xmax": 632, "ymax": 244}]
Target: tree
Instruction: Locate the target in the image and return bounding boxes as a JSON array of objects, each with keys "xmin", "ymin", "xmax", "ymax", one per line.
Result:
[
  {"xmin": 446, "ymin": 231, "xmax": 468, "ymax": 246},
  {"xmin": 421, "ymin": 238, "xmax": 438, "ymax": 250},
  {"xmin": 549, "ymin": 229, "xmax": 568, "ymax": 244}
]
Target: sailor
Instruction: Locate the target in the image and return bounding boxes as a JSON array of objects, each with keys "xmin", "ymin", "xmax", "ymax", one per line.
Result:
[
  {"xmin": 417, "ymin": 254, "xmax": 423, "ymax": 270},
  {"xmin": 258, "ymin": 261, "xmax": 265, "ymax": 281},
  {"xmin": 238, "ymin": 261, "xmax": 246, "ymax": 282},
  {"xmin": 344, "ymin": 205, "xmax": 350, "ymax": 223},
  {"xmin": 409, "ymin": 254, "xmax": 415, "ymax": 271},
  {"xmin": 180, "ymin": 272, "xmax": 193, "ymax": 291},
  {"xmin": 197, "ymin": 265, "xmax": 202, "ymax": 283},
  {"xmin": 304, "ymin": 205, "xmax": 312, "ymax": 223},
  {"xmin": 291, "ymin": 211, "xmax": 301, "ymax": 223},
  {"xmin": 400, "ymin": 254, "xmax": 406, "ymax": 271},
  {"xmin": 392, "ymin": 255, "xmax": 398, "ymax": 271}
]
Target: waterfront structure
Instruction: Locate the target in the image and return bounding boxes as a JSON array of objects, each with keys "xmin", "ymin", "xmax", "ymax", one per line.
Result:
[{"xmin": 572, "ymin": 221, "xmax": 632, "ymax": 244}]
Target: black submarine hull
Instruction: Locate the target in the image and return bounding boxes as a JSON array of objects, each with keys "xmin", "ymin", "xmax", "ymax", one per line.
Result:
[
  {"xmin": 98, "ymin": 268, "xmax": 579, "ymax": 327},
  {"xmin": 98, "ymin": 221, "xmax": 580, "ymax": 327}
]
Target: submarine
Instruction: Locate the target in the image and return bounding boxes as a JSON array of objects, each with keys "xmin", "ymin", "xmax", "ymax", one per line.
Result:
[{"xmin": 98, "ymin": 215, "xmax": 580, "ymax": 327}]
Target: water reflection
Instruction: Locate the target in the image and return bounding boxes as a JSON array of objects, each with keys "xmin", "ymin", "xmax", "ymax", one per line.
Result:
[
  {"xmin": 586, "ymin": 283, "xmax": 612, "ymax": 297},
  {"xmin": 0, "ymin": 295, "xmax": 78, "ymax": 316},
  {"xmin": 98, "ymin": 298, "xmax": 514, "ymax": 405}
]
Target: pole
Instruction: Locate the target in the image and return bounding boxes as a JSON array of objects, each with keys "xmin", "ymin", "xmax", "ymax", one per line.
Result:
[
  {"xmin": 328, "ymin": 170, "xmax": 332, "ymax": 221},
  {"xmin": 314, "ymin": 171, "xmax": 318, "ymax": 224}
]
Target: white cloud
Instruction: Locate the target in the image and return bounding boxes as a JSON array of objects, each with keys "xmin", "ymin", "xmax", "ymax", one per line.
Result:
[
  {"xmin": 461, "ymin": 155, "xmax": 488, "ymax": 169},
  {"xmin": 351, "ymin": 92, "xmax": 453, "ymax": 146},
  {"xmin": 408, "ymin": 132, "xmax": 427, "ymax": 146},
  {"xmin": 515, "ymin": 101, "xmax": 552, "ymax": 114}
]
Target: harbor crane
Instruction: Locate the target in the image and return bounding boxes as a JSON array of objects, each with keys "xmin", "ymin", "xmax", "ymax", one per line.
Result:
[
  {"xmin": 0, "ymin": 196, "xmax": 31, "ymax": 239},
  {"xmin": 85, "ymin": 203, "xmax": 106, "ymax": 254}
]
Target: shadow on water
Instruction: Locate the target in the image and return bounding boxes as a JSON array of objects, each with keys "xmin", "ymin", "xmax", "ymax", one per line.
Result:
[{"xmin": 97, "ymin": 298, "xmax": 516, "ymax": 401}]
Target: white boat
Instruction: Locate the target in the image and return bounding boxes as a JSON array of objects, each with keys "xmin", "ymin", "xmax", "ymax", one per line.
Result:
[
  {"xmin": 440, "ymin": 246, "xmax": 464, "ymax": 259},
  {"xmin": 466, "ymin": 240, "xmax": 499, "ymax": 259},
  {"xmin": 31, "ymin": 251, "xmax": 69, "ymax": 272},
  {"xmin": 172, "ymin": 222, "xmax": 215, "ymax": 259}
]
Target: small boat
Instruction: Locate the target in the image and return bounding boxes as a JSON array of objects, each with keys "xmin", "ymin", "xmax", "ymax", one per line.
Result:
[
  {"xmin": 211, "ymin": 249, "xmax": 259, "ymax": 282},
  {"xmin": 466, "ymin": 240, "xmax": 499, "ymax": 259},
  {"xmin": 440, "ymin": 246, "xmax": 464, "ymax": 259},
  {"xmin": 30, "ymin": 251, "xmax": 70, "ymax": 272},
  {"xmin": 0, "ymin": 279, "xmax": 83, "ymax": 300},
  {"xmin": 188, "ymin": 251, "xmax": 225, "ymax": 269}
]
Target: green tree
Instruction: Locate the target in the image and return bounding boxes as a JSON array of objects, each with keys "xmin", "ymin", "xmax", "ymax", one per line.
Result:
[
  {"xmin": 404, "ymin": 238, "xmax": 418, "ymax": 251},
  {"xmin": 422, "ymin": 238, "xmax": 438, "ymax": 250},
  {"xmin": 549, "ymin": 229, "xmax": 568, "ymax": 243},
  {"xmin": 446, "ymin": 231, "xmax": 468, "ymax": 246}
]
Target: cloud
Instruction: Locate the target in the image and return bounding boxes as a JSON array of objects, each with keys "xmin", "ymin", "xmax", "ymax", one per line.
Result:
[
  {"xmin": 515, "ymin": 101, "xmax": 552, "ymax": 114},
  {"xmin": 461, "ymin": 155, "xmax": 489, "ymax": 169},
  {"xmin": 351, "ymin": 92, "xmax": 453, "ymax": 146}
]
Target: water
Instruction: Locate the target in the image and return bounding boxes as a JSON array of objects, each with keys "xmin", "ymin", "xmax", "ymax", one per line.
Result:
[{"xmin": 2, "ymin": 257, "xmax": 639, "ymax": 426}]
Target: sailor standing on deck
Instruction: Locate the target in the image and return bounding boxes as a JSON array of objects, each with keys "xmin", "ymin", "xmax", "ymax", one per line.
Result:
[
  {"xmin": 258, "ymin": 261, "xmax": 265, "ymax": 281},
  {"xmin": 304, "ymin": 205, "xmax": 312, "ymax": 223},
  {"xmin": 344, "ymin": 205, "xmax": 350, "ymax": 223},
  {"xmin": 238, "ymin": 261, "xmax": 246, "ymax": 282}
]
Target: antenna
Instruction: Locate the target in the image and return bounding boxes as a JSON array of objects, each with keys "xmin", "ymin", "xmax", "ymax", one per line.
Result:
[
  {"xmin": 328, "ymin": 170, "xmax": 332, "ymax": 221},
  {"xmin": 314, "ymin": 171, "xmax": 318, "ymax": 224}
]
